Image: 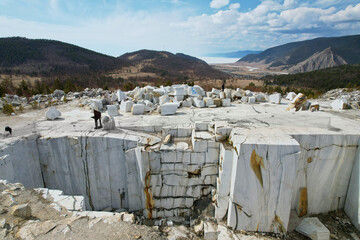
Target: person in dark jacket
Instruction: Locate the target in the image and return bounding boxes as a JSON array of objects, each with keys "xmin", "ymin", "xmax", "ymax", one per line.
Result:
[
  {"xmin": 91, "ymin": 110, "xmax": 102, "ymax": 129},
  {"xmin": 5, "ymin": 126, "xmax": 12, "ymax": 135},
  {"xmin": 221, "ymin": 80, "xmax": 226, "ymax": 92}
]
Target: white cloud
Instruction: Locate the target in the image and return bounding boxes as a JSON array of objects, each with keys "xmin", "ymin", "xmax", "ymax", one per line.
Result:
[
  {"xmin": 229, "ymin": 3, "xmax": 240, "ymax": 10},
  {"xmin": 210, "ymin": 0, "xmax": 230, "ymax": 9},
  {"xmin": 283, "ymin": 0, "xmax": 297, "ymax": 9},
  {"xmin": 320, "ymin": 3, "xmax": 360, "ymax": 22}
]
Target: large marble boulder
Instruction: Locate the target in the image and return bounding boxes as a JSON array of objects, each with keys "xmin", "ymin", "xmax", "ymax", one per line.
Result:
[
  {"xmin": 117, "ymin": 90, "xmax": 127, "ymax": 102},
  {"xmin": 132, "ymin": 104, "xmax": 145, "ymax": 115},
  {"xmin": 161, "ymin": 103, "xmax": 178, "ymax": 116},
  {"xmin": 331, "ymin": 99, "xmax": 348, "ymax": 110},
  {"xmin": 102, "ymin": 115, "xmax": 115, "ymax": 130},
  {"xmin": 269, "ymin": 93, "xmax": 282, "ymax": 104},
  {"xmin": 45, "ymin": 107, "xmax": 61, "ymax": 120}
]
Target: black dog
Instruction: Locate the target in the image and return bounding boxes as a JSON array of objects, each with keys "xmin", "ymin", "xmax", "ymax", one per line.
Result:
[{"xmin": 5, "ymin": 126, "xmax": 12, "ymax": 135}]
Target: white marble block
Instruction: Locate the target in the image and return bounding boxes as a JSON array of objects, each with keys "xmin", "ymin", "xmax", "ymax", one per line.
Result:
[
  {"xmin": 193, "ymin": 98, "xmax": 205, "ymax": 108},
  {"xmin": 269, "ymin": 93, "xmax": 282, "ymax": 104},
  {"xmin": 117, "ymin": 90, "xmax": 127, "ymax": 102},
  {"xmin": 174, "ymin": 87, "xmax": 186, "ymax": 96},
  {"xmin": 296, "ymin": 218, "xmax": 330, "ymax": 240},
  {"xmin": 204, "ymin": 97, "xmax": 214, "ymax": 107},
  {"xmin": 182, "ymin": 98, "xmax": 193, "ymax": 107},
  {"xmin": 331, "ymin": 99, "xmax": 348, "ymax": 110},
  {"xmin": 212, "ymin": 88, "xmax": 220, "ymax": 96},
  {"xmin": 286, "ymin": 92, "xmax": 296, "ymax": 101},
  {"xmin": 132, "ymin": 104, "xmax": 145, "ymax": 115},
  {"xmin": 45, "ymin": 107, "xmax": 61, "ymax": 120},
  {"xmin": 222, "ymin": 99, "xmax": 231, "ymax": 107},
  {"xmin": 120, "ymin": 101, "xmax": 133, "ymax": 112},
  {"xmin": 159, "ymin": 95, "xmax": 170, "ymax": 105},
  {"xmin": 106, "ymin": 105, "xmax": 119, "ymax": 116},
  {"xmin": 248, "ymin": 97, "xmax": 256, "ymax": 104},
  {"xmin": 161, "ymin": 103, "xmax": 178, "ymax": 116}
]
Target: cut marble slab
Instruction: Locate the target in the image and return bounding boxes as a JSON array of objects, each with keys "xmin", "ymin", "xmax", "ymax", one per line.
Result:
[
  {"xmin": 120, "ymin": 101, "xmax": 133, "ymax": 112},
  {"xmin": 132, "ymin": 104, "xmax": 145, "ymax": 115},
  {"xmin": 331, "ymin": 99, "xmax": 348, "ymax": 110},
  {"xmin": 161, "ymin": 103, "xmax": 178, "ymax": 116},
  {"xmin": 106, "ymin": 105, "xmax": 119, "ymax": 116},
  {"xmin": 269, "ymin": 93, "xmax": 281, "ymax": 104},
  {"xmin": 295, "ymin": 218, "xmax": 330, "ymax": 240}
]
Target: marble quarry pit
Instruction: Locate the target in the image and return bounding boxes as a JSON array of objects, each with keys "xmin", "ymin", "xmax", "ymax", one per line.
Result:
[{"xmin": 1, "ymin": 86, "xmax": 360, "ymax": 235}]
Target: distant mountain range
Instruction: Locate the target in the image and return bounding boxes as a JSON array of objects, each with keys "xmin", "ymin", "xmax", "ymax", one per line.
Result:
[
  {"xmin": 120, "ymin": 50, "xmax": 228, "ymax": 79},
  {"xmin": 0, "ymin": 37, "xmax": 228, "ymax": 88},
  {"xmin": 205, "ymin": 50, "xmax": 262, "ymax": 59},
  {"xmin": 238, "ymin": 34, "xmax": 360, "ymax": 73}
]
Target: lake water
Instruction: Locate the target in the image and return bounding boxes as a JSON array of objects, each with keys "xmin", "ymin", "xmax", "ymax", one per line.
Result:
[{"xmin": 198, "ymin": 57, "xmax": 240, "ymax": 64}]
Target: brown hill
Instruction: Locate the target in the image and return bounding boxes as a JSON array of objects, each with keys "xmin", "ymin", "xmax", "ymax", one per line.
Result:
[{"xmin": 119, "ymin": 50, "xmax": 229, "ymax": 80}]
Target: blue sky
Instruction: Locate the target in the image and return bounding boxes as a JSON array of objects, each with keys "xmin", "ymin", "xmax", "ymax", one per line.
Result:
[{"xmin": 0, "ymin": 0, "xmax": 359, "ymax": 57}]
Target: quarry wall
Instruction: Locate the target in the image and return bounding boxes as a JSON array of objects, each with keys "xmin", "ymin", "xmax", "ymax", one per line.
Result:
[{"xmin": 0, "ymin": 126, "xmax": 360, "ymax": 233}]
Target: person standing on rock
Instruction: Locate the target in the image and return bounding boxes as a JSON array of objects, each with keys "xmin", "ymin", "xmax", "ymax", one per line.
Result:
[
  {"xmin": 91, "ymin": 110, "xmax": 102, "ymax": 129},
  {"xmin": 222, "ymin": 80, "xmax": 226, "ymax": 92}
]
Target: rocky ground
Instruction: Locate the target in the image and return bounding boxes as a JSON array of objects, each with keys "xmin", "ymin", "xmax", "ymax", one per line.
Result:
[{"xmin": 1, "ymin": 180, "xmax": 359, "ymax": 240}]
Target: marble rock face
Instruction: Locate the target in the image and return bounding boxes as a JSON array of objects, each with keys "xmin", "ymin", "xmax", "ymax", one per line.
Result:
[
  {"xmin": 269, "ymin": 93, "xmax": 282, "ymax": 104},
  {"xmin": 291, "ymin": 135, "xmax": 359, "ymax": 215},
  {"xmin": 227, "ymin": 135, "xmax": 300, "ymax": 233},
  {"xmin": 215, "ymin": 144, "xmax": 235, "ymax": 220},
  {"xmin": 106, "ymin": 105, "xmax": 119, "ymax": 116},
  {"xmin": 161, "ymin": 103, "xmax": 178, "ymax": 116},
  {"xmin": 345, "ymin": 137, "xmax": 360, "ymax": 230},
  {"xmin": 132, "ymin": 104, "xmax": 145, "ymax": 115},
  {"xmin": 120, "ymin": 101, "xmax": 134, "ymax": 112},
  {"xmin": 331, "ymin": 99, "xmax": 348, "ymax": 110},
  {"xmin": 45, "ymin": 107, "xmax": 61, "ymax": 120}
]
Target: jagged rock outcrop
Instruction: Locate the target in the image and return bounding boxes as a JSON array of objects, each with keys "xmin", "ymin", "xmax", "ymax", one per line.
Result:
[{"xmin": 288, "ymin": 48, "xmax": 347, "ymax": 73}]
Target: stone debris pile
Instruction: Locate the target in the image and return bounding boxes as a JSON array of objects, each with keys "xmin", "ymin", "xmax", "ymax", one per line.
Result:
[
  {"xmin": 3, "ymin": 84, "xmax": 360, "ymax": 118},
  {"xmin": 322, "ymin": 88, "xmax": 360, "ymax": 110}
]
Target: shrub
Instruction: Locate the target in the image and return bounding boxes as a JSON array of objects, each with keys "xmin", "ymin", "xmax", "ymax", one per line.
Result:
[{"xmin": 2, "ymin": 103, "xmax": 14, "ymax": 115}]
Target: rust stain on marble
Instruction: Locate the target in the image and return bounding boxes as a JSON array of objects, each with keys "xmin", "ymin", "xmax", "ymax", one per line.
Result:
[{"xmin": 250, "ymin": 150, "xmax": 264, "ymax": 187}]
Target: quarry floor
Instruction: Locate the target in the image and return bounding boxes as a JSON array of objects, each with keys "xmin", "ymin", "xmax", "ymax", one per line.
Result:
[
  {"xmin": 1, "ymin": 100, "xmax": 360, "ymax": 239},
  {"xmin": 1, "ymin": 99, "xmax": 360, "ymax": 139}
]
